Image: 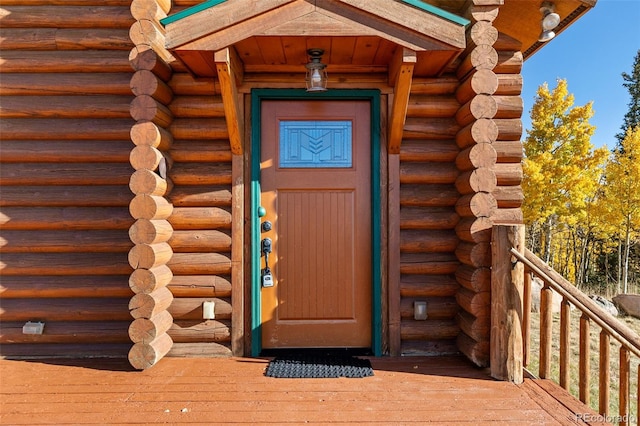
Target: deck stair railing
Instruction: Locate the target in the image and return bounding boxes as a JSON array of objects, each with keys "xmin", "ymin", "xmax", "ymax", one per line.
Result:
[{"xmin": 511, "ymin": 245, "xmax": 640, "ymax": 425}]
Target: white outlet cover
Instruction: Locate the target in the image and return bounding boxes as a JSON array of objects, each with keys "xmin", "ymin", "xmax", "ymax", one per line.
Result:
[{"xmin": 203, "ymin": 301, "xmax": 215, "ymax": 319}]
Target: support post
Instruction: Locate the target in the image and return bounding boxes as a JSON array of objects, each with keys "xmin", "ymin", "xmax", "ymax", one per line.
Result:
[
  {"xmin": 387, "ymin": 48, "xmax": 415, "ymax": 154},
  {"xmin": 490, "ymin": 224, "xmax": 524, "ymax": 383},
  {"xmin": 215, "ymin": 47, "xmax": 244, "ymax": 155}
]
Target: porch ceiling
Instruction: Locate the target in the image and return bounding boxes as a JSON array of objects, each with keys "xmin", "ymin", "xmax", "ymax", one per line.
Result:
[
  {"xmin": 162, "ymin": 0, "xmax": 469, "ymax": 78},
  {"xmin": 169, "ymin": 35, "xmax": 463, "ymax": 78}
]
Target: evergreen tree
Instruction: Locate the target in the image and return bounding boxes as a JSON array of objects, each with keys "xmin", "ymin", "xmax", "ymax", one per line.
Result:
[{"xmin": 616, "ymin": 49, "xmax": 640, "ymax": 145}]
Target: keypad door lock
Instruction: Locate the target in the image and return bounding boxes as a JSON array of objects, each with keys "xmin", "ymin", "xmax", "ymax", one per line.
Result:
[{"xmin": 262, "ymin": 271, "xmax": 274, "ymax": 287}]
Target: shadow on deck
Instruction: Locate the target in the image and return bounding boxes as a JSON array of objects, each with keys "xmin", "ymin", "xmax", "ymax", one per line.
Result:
[{"xmin": 0, "ymin": 356, "xmax": 606, "ymax": 425}]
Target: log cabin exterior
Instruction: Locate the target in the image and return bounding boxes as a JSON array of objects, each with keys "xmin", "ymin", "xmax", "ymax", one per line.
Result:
[{"xmin": 0, "ymin": 0, "xmax": 597, "ymax": 370}]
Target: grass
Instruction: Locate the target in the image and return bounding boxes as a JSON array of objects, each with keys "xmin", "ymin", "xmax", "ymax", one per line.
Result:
[{"xmin": 527, "ymin": 310, "xmax": 640, "ymax": 421}]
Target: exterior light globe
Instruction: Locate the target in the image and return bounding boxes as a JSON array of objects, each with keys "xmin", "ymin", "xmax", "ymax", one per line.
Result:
[
  {"xmin": 538, "ymin": 29, "xmax": 556, "ymax": 43},
  {"xmin": 542, "ymin": 11, "xmax": 560, "ymax": 31}
]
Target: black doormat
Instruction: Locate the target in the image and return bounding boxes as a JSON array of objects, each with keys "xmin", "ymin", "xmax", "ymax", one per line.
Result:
[{"xmin": 264, "ymin": 350, "xmax": 374, "ymax": 378}]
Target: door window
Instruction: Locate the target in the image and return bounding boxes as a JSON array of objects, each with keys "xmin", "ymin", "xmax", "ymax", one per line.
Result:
[{"xmin": 278, "ymin": 120, "xmax": 352, "ymax": 168}]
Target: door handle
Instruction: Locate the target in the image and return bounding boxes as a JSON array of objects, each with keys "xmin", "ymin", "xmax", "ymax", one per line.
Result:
[{"xmin": 261, "ymin": 238, "xmax": 274, "ymax": 287}]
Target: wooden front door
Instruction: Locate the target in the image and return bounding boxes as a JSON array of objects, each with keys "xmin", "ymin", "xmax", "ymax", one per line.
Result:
[{"xmin": 260, "ymin": 100, "xmax": 371, "ymax": 349}]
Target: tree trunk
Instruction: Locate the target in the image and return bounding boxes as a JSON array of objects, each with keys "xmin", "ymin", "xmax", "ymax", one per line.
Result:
[
  {"xmin": 623, "ymin": 214, "xmax": 631, "ymax": 294},
  {"xmin": 577, "ymin": 231, "xmax": 590, "ymax": 288},
  {"xmin": 617, "ymin": 239, "xmax": 623, "ymax": 294},
  {"xmin": 604, "ymin": 243, "xmax": 609, "ymax": 290},
  {"xmin": 575, "ymin": 229, "xmax": 582, "ymax": 286},
  {"xmin": 543, "ymin": 216, "xmax": 554, "ymax": 264}
]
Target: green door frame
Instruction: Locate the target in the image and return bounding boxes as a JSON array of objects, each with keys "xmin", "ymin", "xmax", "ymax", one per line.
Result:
[{"xmin": 250, "ymin": 89, "xmax": 382, "ymax": 357}]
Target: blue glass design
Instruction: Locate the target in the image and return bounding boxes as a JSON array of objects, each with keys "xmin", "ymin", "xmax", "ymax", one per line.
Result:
[{"xmin": 279, "ymin": 121, "xmax": 352, "ymax": 168}]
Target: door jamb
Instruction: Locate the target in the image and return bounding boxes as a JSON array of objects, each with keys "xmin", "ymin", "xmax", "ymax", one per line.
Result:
[{"xmin": 249, "ymin": 89, "xmax": 382, "ymax": 356}]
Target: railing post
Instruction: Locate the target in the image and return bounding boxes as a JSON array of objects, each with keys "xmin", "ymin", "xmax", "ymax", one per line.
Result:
[
  {"xmin": 490, "ymin": 225, "xmax": 525, "ymax": 383},
  {"xmin": 599, "ymin": 330, "xmax": 610, "ymax": 417},
  {"xmin": 620, "ymin": 347, "xmax": 630, "ymax": 426},
  {"xmin": 523, "ymin": 269, "xmax": 532, "ymax": 368},
  {"xmin": 579, "ymin": 313, "xmax": 591, "ymax": 405},
  {"xmin": 559, "ymin": 297, "xmax": 571, "ymax": 390},
  {"xmin": 539, "ymin": 284, "xmax": 553, "ymax": 379}
]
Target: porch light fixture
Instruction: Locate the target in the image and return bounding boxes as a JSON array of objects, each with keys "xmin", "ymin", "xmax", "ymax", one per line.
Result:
[
  {"xmin": 538, "ymin": 1, "xmax": 561, "ymax": 42},
  {"xmin": 305, "ymin": 48, "xmax": 328, "ymax": 92}
]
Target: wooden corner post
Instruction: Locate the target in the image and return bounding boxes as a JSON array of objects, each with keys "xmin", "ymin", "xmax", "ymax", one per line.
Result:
[{"xmin": 490, "ymin": 225, "xmax": 525, "ymax": 383}]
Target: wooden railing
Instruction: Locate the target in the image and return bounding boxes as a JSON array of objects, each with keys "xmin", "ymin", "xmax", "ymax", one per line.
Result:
[{"xmin": 505, "ymin": 233, "xmax": 640, "ymax": 424}]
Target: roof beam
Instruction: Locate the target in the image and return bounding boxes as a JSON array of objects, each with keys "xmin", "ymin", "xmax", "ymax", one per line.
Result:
[
  {"xmin": 388, "ymin": 47, "xmax": 416, "ymax": 154},
  {"xmin": 331, "ymin": 0, "xmax": 466, "ymax": 48},
  {"xmin": 215, "ymin": 48, "xmax": 244, "ymax": 155},
  {"xmin": 164, "ymin": 0, "xmax": 467, "ymax": 52},
  {"xmin": 164, "ymin": 0, "xmax": 296, "ymax": 49},
  {"xmin": 179, "ymin": 0, "xmax": 315, "ymax": 52}
]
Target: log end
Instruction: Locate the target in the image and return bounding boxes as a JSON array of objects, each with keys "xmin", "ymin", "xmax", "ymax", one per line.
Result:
[{"xmin": 128, "ymin": 333, "xmax": 173, "ymax": 370}]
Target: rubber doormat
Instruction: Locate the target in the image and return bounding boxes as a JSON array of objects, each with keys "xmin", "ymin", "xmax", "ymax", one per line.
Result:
[{"xmin": 264, "ymin": 351, "xmax": 374, "ymax": 378}]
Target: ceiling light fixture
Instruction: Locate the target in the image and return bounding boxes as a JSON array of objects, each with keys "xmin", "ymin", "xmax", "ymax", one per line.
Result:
[
  {"xmin": 538, "ymin": 1, "xmax": 561, "ymax": 42},
  {"xmin": 305, "ymin": 49, "xmax": 328, "ymax": 92}
]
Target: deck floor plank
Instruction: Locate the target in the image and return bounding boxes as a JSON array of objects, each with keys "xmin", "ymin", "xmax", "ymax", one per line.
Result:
[{"xmin": 0, "ymin": 356, "xmax": 598, "ymax": 425}]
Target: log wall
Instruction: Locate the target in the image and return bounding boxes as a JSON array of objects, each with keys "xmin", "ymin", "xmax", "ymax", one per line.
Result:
[
  {"xmin": 396, "ymin": 78, "xmax": 462, "ymax": 355},
  {"xmin": 126, "ymin": 0, "xmax": 177, "ymax": 370},
  {"xmin": 127, "ymin": 0, "xmax": 234, "ymax": 368},
  {"xmin": 492, "ymin": 38, "xmax": 524, "ymax": 225},
  {"xmin": 161, "ymin": 1, "xmax": 234, "ymax": 360},
  {"xmin": 452, "ymin": 2, "xmax": 501, "ymax": 367},
  {"xmin": 1, "ymin": 0, "xmax": 525, "ymax": 364},
  {"xmin": 163, "ymin": 80, "xmax": 234, "ymax": 358},
  {"xmin": 452, "ymin": 1, "xmax": 524, "ymax": 367},
  {"xmin": 0, "ymin": 1, "xmax": 136, "ymax": 358}
]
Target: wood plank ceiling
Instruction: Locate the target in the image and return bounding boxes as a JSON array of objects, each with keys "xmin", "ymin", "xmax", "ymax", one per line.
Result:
[
  {"xmin": 172, "ymin": 35, "xmax": 461, "ymax": 78},
  {"xmin": 233, "ymin": 35, "xmax": 455, "ymax": 76}
]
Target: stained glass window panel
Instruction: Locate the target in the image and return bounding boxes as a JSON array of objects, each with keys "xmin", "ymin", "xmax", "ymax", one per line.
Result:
[{"xmin": 279, "ymin": 121, "xmax": 352, "ymax": 168}]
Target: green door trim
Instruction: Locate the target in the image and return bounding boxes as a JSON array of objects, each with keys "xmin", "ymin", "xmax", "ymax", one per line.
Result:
[{"xmin": 250, "ymin": 89, "xmax": 382, "ymax": 357}]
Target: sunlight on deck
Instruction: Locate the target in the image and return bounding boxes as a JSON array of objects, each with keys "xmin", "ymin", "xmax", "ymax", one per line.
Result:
[{"xmin": 0, "ymin": 356, "xmax": 604, "ymax": 425}]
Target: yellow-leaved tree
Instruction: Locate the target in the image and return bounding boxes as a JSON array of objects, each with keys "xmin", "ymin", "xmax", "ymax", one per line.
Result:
[
  {"xmin": 600, "ymin": 126, "xmax": 640, "ymax": 293},
  {"xmin": 523, "ymin": 79, "xmax": 608, "ymax": 281}
]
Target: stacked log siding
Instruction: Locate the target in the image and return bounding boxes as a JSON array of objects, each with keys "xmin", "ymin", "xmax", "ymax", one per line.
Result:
[
  {"xmin": 166, "ymin": 84, "xmax": 234, "ymax": 358},
  {"xmin": 493, "ymin": 34, "xmax": 525, "ymax": 225},
  {"xmin": 0, "ymin": 1, "xmax": 136, "ymax": 358},
  {"xmin": 0, "ymin": 0, "xmax": 529, "ymax": 366},
  {"xmin": 126, "ymin": 0, "xmax": 176, "ymax": 369},
  {"xmin": 453, "ymin": 2, "xmax": 501, "ymax": 367},
  {"xmin": 398, "ymin": 80, "xmax": 461, "ymax": 355},
  {"xmin": 161, "ymin": 0, "xmax": 234, "ymax": 359}
]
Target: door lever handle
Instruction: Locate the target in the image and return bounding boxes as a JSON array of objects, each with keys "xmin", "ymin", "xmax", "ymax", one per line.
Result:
[{"xmin": 261, "ymin": 238, "xmax": 274, "ymax": 288}]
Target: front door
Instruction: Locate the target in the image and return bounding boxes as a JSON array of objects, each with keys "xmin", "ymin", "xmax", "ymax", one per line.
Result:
[{"xmin": 259, "ymin": 100, "xmax": 371, "ymax": 349}]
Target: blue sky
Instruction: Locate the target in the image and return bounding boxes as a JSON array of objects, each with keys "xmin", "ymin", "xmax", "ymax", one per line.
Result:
[{"xmin": 521, "ymin": 0, "xmax": 640, "ymax": 149}]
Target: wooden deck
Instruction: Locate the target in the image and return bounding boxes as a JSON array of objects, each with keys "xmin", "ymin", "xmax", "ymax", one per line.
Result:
[{"xmin": 0, "ymin": 356, "xmax": 606, "ymax": 425}]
